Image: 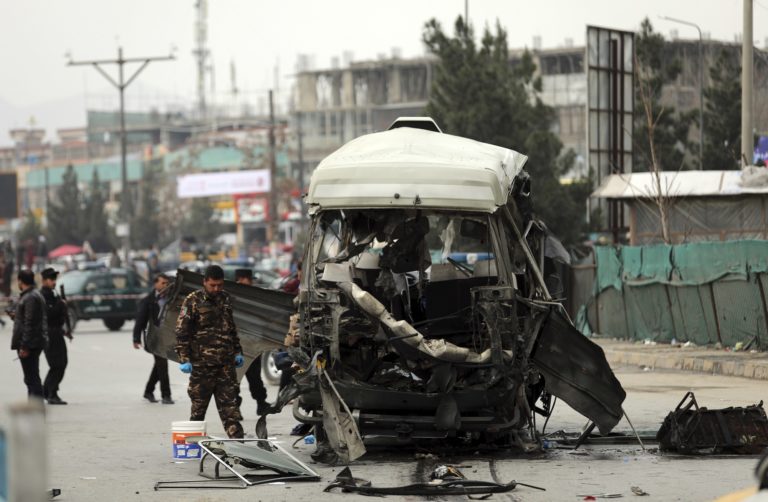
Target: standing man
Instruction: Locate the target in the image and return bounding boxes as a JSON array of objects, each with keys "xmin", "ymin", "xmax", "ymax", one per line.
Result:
[
  {"xmin": 175, "ymin": 265, "xmax": 245, "ymax": 438},
  {"xmin": 134, "ymin": 273, "xmax": 174, "ymax": 404},
  {"xmin": 11, "ymin": 270, "xmax": 48, "ymax": 399},
  {"xmin": 40, "ymin": 268, "xmax": 71, "ymax": 405},
  {"xmin": 234, "ymin": 268, "xmax": 270, "ymax": 415}
]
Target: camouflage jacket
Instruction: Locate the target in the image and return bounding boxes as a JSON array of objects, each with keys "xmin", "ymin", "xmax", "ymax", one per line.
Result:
[{"xmin": 175, "ymin": 289, "xmax": 242, "ymax": 366}]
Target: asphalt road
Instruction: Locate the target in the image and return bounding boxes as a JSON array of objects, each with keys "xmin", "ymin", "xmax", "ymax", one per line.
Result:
[{"xmin": 1, "ymin": 319, "xmax": 765, "ymax": 501}]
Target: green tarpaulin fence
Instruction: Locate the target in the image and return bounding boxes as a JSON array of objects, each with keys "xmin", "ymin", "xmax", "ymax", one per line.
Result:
[{"xmin": 577, "ymin": 240, "xmax": 768, "ymax": 347}]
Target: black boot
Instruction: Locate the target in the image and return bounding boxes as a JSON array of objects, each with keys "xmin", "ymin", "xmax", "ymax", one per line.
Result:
[
  {"xmin": 256, "ymin": 400, "xmax": 272, "ymax": 416},
  {"xmin": 47, "ymin": 395, "xmax": 68, "ymax": 405},
  {"xmin": 143, "ymin": 392, "xmax": 158, "ymax": 403}
]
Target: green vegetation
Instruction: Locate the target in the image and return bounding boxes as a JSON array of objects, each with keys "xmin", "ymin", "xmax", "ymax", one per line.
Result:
[
  {"xmin": 634, "ymin": 19, "xmax": 696, "ymax": 172},
  {"xmin": 703, "ymin": 49, "xmax": 742, "ymax": 170},
  {"xmin": 423, "ymin": 16, "xmax": 589, "ymax": 245}
]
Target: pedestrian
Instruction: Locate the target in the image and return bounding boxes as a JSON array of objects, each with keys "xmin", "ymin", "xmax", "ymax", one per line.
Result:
[
  {"xmin": 109, "ymin": 248, "xmax": 121, "ymax": 269},
  {"xmin": 283, "ymin": 312, "xmax": 310, "ymax": 436},
  {"xmin": 234, "ymin": 268, "xmax": 271, "ymax": 415},
  {"xmin": 10, "ymin": 269, "xmax": 48, "ymax": 399},
  {"xmin": 2, "ymin": 241, "xmax": 14, "ymax": 297},
  {"xmin": 134, "ymin": 273, "xmax": 174, "ymax": 404},
  {"xmin": 40, "ymin": 268, "xmax": 72, "ymax": 405},
  {"xmin": 175, "ymin": 265, "xmax": 245, "ymax": 438},
  {"xmin": 23, "ymin": 239, "xmax": 34, "ymax": 271},
  {"xmin": 281, "ymin": 260, "xmax": 301, "ymax": 295},
  {"xmin": 36, "ymin": 236, "xmax": 48, "ymax": 271}
]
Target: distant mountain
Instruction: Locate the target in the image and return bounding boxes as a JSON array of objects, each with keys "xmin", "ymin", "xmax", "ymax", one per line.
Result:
[{"xmin": 0, "ymin": 95, "xmax": 88, "ymax": 146}]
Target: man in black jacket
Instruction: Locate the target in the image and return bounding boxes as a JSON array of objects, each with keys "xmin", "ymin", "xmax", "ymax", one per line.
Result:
[
  {"xmin": 11, "ymin": 269, "xmax": 48, "ymax": 399},
  {"xmin": 40, "ymin": 267, "xmax": 72, "ymax": 405},
  {"xmin": 133, "ymin": 273, "xmax": 173, "ymax": 404}
]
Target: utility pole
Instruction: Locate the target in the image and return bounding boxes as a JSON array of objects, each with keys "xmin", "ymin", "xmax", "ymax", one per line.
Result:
[
  {"xmin": 44, "ymin": 167, "xmax": 49, "ymax": 226},
  {"xmin": 660, "ymin": 16, "xmax": 704, "ymax": 170},
  {"xmin": 268, "ymin": 90, "xmax": 278, "ymax": 248},
  {"xmin": 194, "ymin": 0, "xmax": 210, "ymax": 119},
  {"xmin": 67, "ymin": 47, "xmax": 174, "ymax": 249},
  {"xmin": 296, "ymin": 112, "xmax": 306, "ymax": 226},
  {"xmin": 742, "ymin": 0, "xmax": 754, "ymax": 167}
]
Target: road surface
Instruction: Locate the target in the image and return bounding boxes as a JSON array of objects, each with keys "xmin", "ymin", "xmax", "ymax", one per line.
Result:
[{"xmin": 1, "ymin": 320, "xmax": 764, "ymax": 501}]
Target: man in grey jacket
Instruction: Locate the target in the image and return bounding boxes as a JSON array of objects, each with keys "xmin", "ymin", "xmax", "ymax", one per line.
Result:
[{"xmin": 11, "ymin": 269, "xmax": 48, "ymax": 399}]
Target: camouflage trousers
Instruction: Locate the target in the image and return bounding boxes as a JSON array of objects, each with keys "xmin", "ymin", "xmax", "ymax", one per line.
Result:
[{"xmin": 188, "ymin": 364, "xmax": 244, "ymax": 438}]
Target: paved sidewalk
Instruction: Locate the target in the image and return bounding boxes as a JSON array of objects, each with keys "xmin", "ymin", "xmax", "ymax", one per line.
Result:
[{"xmin": 595, "ymin": 338, "xmax": 768, "ymax": 380}]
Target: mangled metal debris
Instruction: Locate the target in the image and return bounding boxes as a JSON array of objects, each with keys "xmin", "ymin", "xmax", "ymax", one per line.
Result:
[
  {"xmin": 285, "ymin": 122, "xmax": 626, "ymax": 461},
  {"xmin": 657, "ymin": 392, "xmax": 768, "ymax": 454},
  {"xmin": 148, "ymin": 119, "xmax": 628, "ymax": 463},
  {"xmin": 154, "ymin": 438, "xmax": 320, "ymax": 490},
  {"xmin": 324, "ymin": 466, "xmax": 545, "ymax": 496},
  {"xmin": 146, "ymin": 270, "xmax": 295, "ymax": 371}
]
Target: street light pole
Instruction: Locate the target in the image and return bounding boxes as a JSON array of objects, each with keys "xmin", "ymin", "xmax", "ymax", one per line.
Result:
[
  {"xmin": 660, "ymin": 16, "xmax": 704, "ymax": 170},
  {"xmin": 67, "ymin": 47, "xmax": 174, "ymax": 248},
  {"xmin": 742, "ymin": 0, "xmax": 754, "ymax": 167}
]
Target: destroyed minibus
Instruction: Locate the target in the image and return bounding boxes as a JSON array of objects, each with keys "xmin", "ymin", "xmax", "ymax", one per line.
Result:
[{"xmin": 149, "ymin": 118, "xmax": 626, "ymax": 464}]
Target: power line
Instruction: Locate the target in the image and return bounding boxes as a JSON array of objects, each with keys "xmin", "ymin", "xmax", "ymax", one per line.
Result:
[{"xmin": 67, "ymin": 47, "xmax": 175, "ymax": 247}]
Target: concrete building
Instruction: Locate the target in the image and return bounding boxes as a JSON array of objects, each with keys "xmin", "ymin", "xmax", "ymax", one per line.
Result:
[
  {"xmin": 292, "ymin": 39, "xmax": 768, "ymax": 185},
  {"xmin": 293, "ymin": 56, "xmax": 433, "ymax": 172},
  {"xmin": 291, "ymin": 49, "xmax": 589, "ymax": 180}
]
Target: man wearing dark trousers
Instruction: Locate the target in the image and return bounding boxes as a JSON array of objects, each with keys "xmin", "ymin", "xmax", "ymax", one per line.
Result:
[
  {"xmin": 134, "ymin": 273, "xmax": 174, "ymax": 404},
  {"xmin": 234, "ymin": 268, "xmax": 270, "ymax": 415},
  {"xmin": 40, "ymin": 267, "xmax": 71, "ymax": 404},
  {"xmin": 11, "ymin": 269, "xmax": 48, "ymax": 399}
]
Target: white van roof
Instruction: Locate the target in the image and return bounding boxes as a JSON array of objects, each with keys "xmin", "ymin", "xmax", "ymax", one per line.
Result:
[{"xmin": 305, "ymin": 127, "xmax": 528, "ymax": 213}]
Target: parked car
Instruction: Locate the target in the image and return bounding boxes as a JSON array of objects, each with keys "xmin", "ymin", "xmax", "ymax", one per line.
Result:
[{"xmin": 58, "ymin": 267, "xmax": 150, "ymax": 332}]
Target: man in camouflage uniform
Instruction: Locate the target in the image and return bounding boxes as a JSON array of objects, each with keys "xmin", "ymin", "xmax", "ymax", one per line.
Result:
[{"xmin": 175, "ymin": 265, "xmax": 245, "ymax": 438}]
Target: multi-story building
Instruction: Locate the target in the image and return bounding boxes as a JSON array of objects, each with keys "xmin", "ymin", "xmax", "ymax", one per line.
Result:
[
  {"xmin": 292, "ymin": 49, "xmax": 589, "ymax": 181},
  {"xmin": 293, "ymin": 56, "xmax": 433, "ymax": 173},
  {"xmin": 292, "ymin": 39, "xmax": 768, "ymax": 184}
]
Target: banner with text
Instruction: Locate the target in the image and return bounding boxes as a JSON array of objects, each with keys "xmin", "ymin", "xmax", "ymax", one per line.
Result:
[{"xmin": 177, "ymin": 169, "xmax": 271, "ymax": 198}]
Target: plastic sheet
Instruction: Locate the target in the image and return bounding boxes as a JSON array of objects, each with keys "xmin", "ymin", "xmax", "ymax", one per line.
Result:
[{"xmin": 578, "ymin": 241, "xmax": 768, "ymax": 345}]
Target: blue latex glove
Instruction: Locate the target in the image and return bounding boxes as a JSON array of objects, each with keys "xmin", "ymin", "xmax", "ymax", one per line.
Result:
[
  {"xmin": 180, "ymin": 362, "xmax": 192, "ymax": 374},
  {"xmin": 235, "ymin": 354, "xmax": 244, "ymax": 368}
]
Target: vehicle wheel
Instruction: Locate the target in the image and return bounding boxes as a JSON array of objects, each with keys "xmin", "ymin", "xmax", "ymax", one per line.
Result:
[
  {"xmin": 262, "ymin": 350, "xmax": 282, "ymax": 386},
  {"xmin": 67, "ymin": 307, "xmax": 78, "ymax": 334},
  {"xmin": 103, "ymin": 318, "xmax": 125, "ymax": 331}
]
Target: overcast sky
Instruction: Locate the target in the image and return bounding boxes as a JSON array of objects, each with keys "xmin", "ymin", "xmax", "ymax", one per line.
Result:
[{"xmin": 1, "ymin": 0, "xmax": 767, "ymax": 139}]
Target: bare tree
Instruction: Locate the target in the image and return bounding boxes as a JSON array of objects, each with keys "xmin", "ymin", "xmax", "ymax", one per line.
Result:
[{"xmin": 636, "ymin": 56, "xmax": 673, "ymax": 244}]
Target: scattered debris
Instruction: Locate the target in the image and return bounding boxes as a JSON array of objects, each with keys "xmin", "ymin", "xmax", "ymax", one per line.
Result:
[
  {"xmin": 324, "ymin": 466, "xmax": 544, "ymax": 496},
  {"xmin": 657, "ymin": 392, "xmax": 768, "ymax": 454},
  {"xmin": 578, "ymin": 494, "xmax": 623, "ymax": 499},
  {"xmin": 414, "ymin": 452, "xmax": 439, "ymax": 460},
  {"xmin": 631, "ymin": 486, "xmax": 649, "ymax": 496},
  {"xmin": 430, "ymin": 465, "xmax": 465, "ymax": 480},
  {"xmin": 155, "ymin": 438, "xmax": 320, "ymax": 490}
]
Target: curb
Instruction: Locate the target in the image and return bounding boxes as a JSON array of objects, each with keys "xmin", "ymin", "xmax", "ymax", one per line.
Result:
[{"xmin": 595, "ymin": 341, "xmax": 768, "ymax": 381}]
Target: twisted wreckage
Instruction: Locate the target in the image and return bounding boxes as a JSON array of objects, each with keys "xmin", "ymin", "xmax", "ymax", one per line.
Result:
[{"xmin": 149, "ymin": 119, "xmax": 626, "ymax": 464}]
